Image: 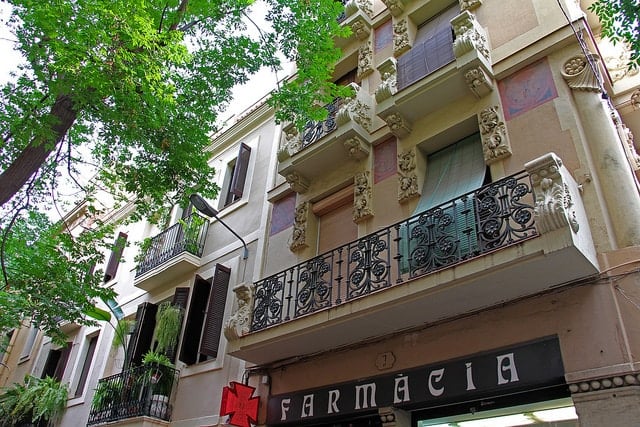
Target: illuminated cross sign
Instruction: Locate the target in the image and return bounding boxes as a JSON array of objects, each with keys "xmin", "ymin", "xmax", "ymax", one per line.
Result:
[{"xmin": 220, "ymin": 381, "xmax": 260, "ymax": 427}]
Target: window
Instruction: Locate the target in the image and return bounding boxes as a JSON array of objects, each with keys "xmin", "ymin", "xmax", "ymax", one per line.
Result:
[
  {"xmin": 221, "ymin": 143, "xmax": 251, "ymax": 208},
  {"xmin": 41, "ymin": 342, "xmax": 72, "ymax": 381},
  {"xmin": 1, "ymin": 330, "xmax": 14, "ymax": 363},
  {"xmin": 397, "ymin": 4, "xmax": 459, "ymax": 90},
  {"xmin": 74, "ymin": 334, "xmax": 98, "ymax": 397},
  {"xmin": 124, "ymin": 288, "xmax": 190, "ymax": 369},
  {"xmin": 179, "ymin": 264, "xmax": 231, "ymax": 365},
  {"xmin": 104, "ymin": 232, "xmax": 128, "ymax": 282},
  {"xmin": 19, "ymin": 327, "xmax": 38, "ymax": 361}
]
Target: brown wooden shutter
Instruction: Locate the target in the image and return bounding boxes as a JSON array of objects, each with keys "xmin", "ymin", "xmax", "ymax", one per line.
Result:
[
  {"xmin": 74, "ymin": 335, "xmax": 98, "ymax": 396},
  {"xmin": 104, "ymin": 232, "xmax": 128, "ymax": 282},
  {"xmin": 165, "ymin": 287, "xmax": 190, "ymax": 363},
  {"xmin": 230, "ymin": 143, "xmax": 251, "ymax": 198},
  {"xmin": 179, "ymin": 277, "xmax": 211, "ymax": 365},
  {"xmin": 50, "ymin": 342, "xmax": 72, "ymax": 381},
  {"xmin": 124, "ymin": 302, "xmax": 157, "ymax": 368},
  {"xmin": 199, "ymin": 264, "xmax": 231, "ymax": 358}
]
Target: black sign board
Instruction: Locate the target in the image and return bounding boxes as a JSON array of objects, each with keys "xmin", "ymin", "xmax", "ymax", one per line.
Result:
[{"xmin": 267, "ymin": 336, "xmax": 564, "ymax": 424}]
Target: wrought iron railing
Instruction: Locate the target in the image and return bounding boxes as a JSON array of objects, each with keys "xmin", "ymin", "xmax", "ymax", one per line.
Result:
[
  {"xmin": 135, "ymin": 214, "xmax": 209, "ymax": 277},
  {"xmin": 300, "ymin": 98, "xmax": 343, "ymax": 150},
  {"xmin": 251, "ymin": 171, "xmax": 537, "ymax": 332},
  {"xmin": 337, "ymin": 0, "xmax": 348, "ymax": 22},
  {"xmin": 87, "ymin": 364, "xmax": 179, "ymax": 425}
]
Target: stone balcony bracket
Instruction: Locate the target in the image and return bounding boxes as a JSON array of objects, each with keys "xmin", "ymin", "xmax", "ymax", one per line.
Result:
[
  {"xmin": 375, "ymin": 57, "xmax": 399, "ymax": 104},
  {"xmin": 224, "ymin": 282, "xmax": 254, "ymax": 341},
  {"xmin": 381, "ymin": 0, "xmax": 408, "ymax": 17},
  {"xmin": 337, "ymin": 82, "xmax": 375, "ymax": 133},
  {"xmin": 344, "ymin": 6, "xmax": 373, "ymax": 41},
  {"xmin": 524, "ymin": 152, "xmax": 597, "ymax": 266},
  {"xmin": 452, "ymin": 10, "xmax": 494, "ymax": 85},
  {"xmin": 345, "ymin": 0, "xmax": 374, "ymax": 19}
]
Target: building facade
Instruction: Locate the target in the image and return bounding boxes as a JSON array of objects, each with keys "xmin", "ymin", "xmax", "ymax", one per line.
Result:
[
  {"xmin": 225, "ymin": 0, "xmax": 640, "ymax": 426},
  {"xmin": 2, "ymin": 0, "xmax": 640, "ymax": 426}
]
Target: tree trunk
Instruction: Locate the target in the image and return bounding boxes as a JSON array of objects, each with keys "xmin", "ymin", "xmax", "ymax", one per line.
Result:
[{"xmin": 0, "ymin": 94, "xmax": 78, "ymax": 207}]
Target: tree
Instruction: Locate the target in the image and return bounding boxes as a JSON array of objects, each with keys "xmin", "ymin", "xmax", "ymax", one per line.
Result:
[
  {"xmin": 589, "ymin": 0, "xmax": 640, "ymax": 69},
  {"xmin": 0, "ymin": 1, "xmax": 349, "ymax": 340}
]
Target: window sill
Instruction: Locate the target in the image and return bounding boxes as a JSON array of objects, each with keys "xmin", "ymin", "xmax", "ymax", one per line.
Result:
[{"xmin": 177, "ymin": 357, "xmax": 224, "ymax": 379}]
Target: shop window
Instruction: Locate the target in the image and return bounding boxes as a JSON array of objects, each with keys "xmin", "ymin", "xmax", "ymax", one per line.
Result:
[
  {"xmin": 179, "ymin": 264, "xmax": 231, "ymax": 365},
  {"xmin": 104, "ymin": 232, "xmax": 128, "ymax": 282},
  {"xmin": 221, "ymin": 143, "xmax": 251, "ymax": 208},
  {"xmin": 397, "ymin": 4, "xmax": 459, "ymax": 91},
  {"xmin": 41, "ymin": 342, "xmax": 72, "ymax": 381},
  {"xmin": 74, "ymin": 334, "xmax": 98, "ymax": 397}
]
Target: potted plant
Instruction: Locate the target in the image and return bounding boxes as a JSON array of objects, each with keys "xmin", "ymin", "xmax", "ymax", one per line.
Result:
[
  {"xmin": 0, "ymin": 375, "xmax": 68, "ymax": 427},
  {"xmin": 152, "ymin": 301, "xmax": 183, "ymax": 357},
  {"xmin": 142, "ymin": 350, "xmax": 175, "ymax": 419}
]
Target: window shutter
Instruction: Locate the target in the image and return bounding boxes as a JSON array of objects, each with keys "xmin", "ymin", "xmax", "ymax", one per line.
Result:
[
  {"xmin": 165, "ymin": 287, "xmax": 190, "ymax": 363},
  {"xmin": 199, "ymin": 264, "xmax": 231, "ymax": 358},
  {"xmin": 55, "ymin": 343, "xmax": 72, "ymax": 381},
  {"xmin": 104, "ymin": 232, "xmax": 128, "ymax": 282},
  {"xmin": 397, "ymin": 4, "xmax": 458, "ymax": 90},
  {"xmin": 230, "ymin": 143, "xmax": 251, "ymax": 198},
  {"xmin": 124, "ymin": 302, "xmax": 157, "ymax": 368},
  {"xmin": 74, "ymin": 335, "xmax": 98, "ymax": 397},
  {"xmin": 179, "ymin": 277, "xmax": 211, "ymax": 365}
]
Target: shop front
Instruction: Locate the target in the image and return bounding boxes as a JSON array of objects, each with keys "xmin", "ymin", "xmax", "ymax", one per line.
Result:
[{"xmin": 265, "ymin": 337, "xmax": 576, "ymax": 427}]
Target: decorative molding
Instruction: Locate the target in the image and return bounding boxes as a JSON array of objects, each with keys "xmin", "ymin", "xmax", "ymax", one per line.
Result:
[
  {"xmin": 393, "ymin": 18, "xmax": 411, "ymax": 57},
  {"xmin": 354, "ymin": 171, "xmax": 374, "ymax": 222},
  {"xmin": 465, "ymin": 66, "xmax": 493, "ymax": 98},
  {"xmin": 569, "ymin": 373, "xmax": 640, "ymax": 394},
  {"xmin": 279, "ymin": 125, "xmax": 301, "ymax": 159},
  {"xmin": 382, "ymin": 0, "xmax": 406, "ymax": 16},
  {"xmin": 351, "ymin": 15, "xmax": 372, "ymax": 40},
  {"xmin": 375, "ymin": 57, "xmax": 398, "ymax": 103},
  {"xmin": 479, "ymin": 106, "xmax": 511, "ymax": 164},
  {"xmin": 452, "ymin": 11, "xmax": 490, "ymax": 62},
  {"xmin": 459, "ymin": 0, "xmax": 482, "ymax": 12},
  {"xmin": 385, "ymin": 112, "xmax": 411, "ymax": 138},
  {"xmin": 561, "ymin": 54, "xmax": 602, "ymax": 92},
  {"xmin": 603, "ymin": 42, "xmax": 639, "ymax": 83},
  {"xmin": 613, "ymin": 111, "xmax": 640, "ymax": 171},
  {"xmin": 378, "ymin": 407, "xmax": 410, "ymax": 427},
  {"xmin": 286, "ymin": 171, "xmax": 310, "ymax": 194},
  {"xmin": 290, "ymin": 202, "xmax": 309, "ymax": 251},
  {"xmin": 223, "ymin": 283, "xmax": 253, "ymax": 341},
  {"xmin": 397, "ymin": 147, "xmax": 419, "ymax": 202},
  {"xmin": 524, "ymin": 153, "xmax": 580, "ymax": 234},
  {"xmin": 631, "ymin": 89, "xmax": 640, "ymax": 110},
  {"xmin": 337, "ymin": 83, "xmax": 373, "ymax": 131},
  {"xmin": 357, "ymin": 40, "xmax": 374, "ymax": 80},
  {"xmin": 344, "ymin": 136, "xmax": 370, "ymax": 160},
  {"xmin": 356, "ymin": 0, "xmax": 374, "ymax": 18}
]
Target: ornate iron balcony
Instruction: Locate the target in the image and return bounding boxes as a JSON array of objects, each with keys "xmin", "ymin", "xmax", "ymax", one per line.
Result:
[
  {"xmin": 251, "ymin": 171, "xmax": 537, "ymax": 332},
  {"xmin": 87, "ymin": 364, "xmax": 179, "ymax": 425},
  {"xmin": 135, "ymin": 214, "xmax": 209, "ymax": 277},
  {"xmin": 299, "ymin": 98, "xmax": 343, "ymax": 150}
]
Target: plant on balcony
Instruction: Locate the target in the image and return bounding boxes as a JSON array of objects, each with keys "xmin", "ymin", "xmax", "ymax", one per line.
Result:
[
  {"xmin": 142, "ymin": 350, "xmax": 175, "ymax": 418},
  {"xmin": 0, "ymin": 375, "xmax": 68, "ymax": 426},
  {"xmin": 179, "ymin": 214, "xmax": 207, "ymax": 255},
  {"xmin": 91, "ymin": 379, "xmax": 123, "ymax": 415},
  {"xmin": 153, "ymin": 301, "xmax": 183, "ymax": 356}
]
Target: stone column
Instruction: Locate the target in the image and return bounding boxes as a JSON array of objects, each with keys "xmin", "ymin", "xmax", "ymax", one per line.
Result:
[{"xmin": 562, "ymin": 54, "xmax": 640, "ymax": 247}]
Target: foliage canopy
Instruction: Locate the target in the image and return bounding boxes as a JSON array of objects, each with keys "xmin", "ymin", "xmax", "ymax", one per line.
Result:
[{"xmin": 589, "ymin": 0, "xmax": 640, "ymax": 68}]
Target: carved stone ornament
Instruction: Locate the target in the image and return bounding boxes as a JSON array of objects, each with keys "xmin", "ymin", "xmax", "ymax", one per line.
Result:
[
  {"xmin": 631, "ymin": 89, "xmax": 640, "ymax": 111},
  {"xmin": 337, "ymin": 83, "xmax": 373, "ymax": 131},
  {"xmin": 465, "ymin": 66, "xmax": 493, "ymax": 98},
  {"xmin": 375, "ymin": 57, "xmax": 398, "ymax": 103},
  {"xmin": 612, "ymin": 112, "xmax": 640, "ymax": 170},
  {"xmin": 378, "ymin": 407, "xmax": 410, "ymax": 427},
  {"xmin": 452, "ymin": 11, "xmax": 490, "ymax": 61},
  {"xmin": 350, "ymin": 15, "xmax": 371, "ymax": 40},
  {"xmin": 223, "ymin": 283, "xmax": 254, "ymax": 341},
  {"xmin": 382, "ymin": 0, "xmax": 405, "ymax": 16},
  {"xmin": 354, "ymin": 171, "xmax": 374, "ymax": 222},
  {"xmin": 604, "ymin": 42, "xmax": 639, "ymax": 83},
  {"xmin": 479, "ymin": 106, "xmax": 511, "ymax": 163},
  {"xmin": 280, "ymin": 126, "xmax": 302, "ymax": 159},
  {"xmin": 385, "ymin": 112, "xmax": 411, "ymax": 138},
  {"xmin": 398, "ymin": 147, "xmax": 419, "ymax": 202},
  {"xmin": 286, "ymin": 171, "xmax": 310, "ymax": 194},
  {"xmin": 459, "ymin": 0, "xmax": 482, "ymax": 11},
  {"xmin": 357, "ymin": 40, "xmax": 374, "ymax": 79},
  {"xmin": 356, "ymin": 0, "xmax": 374, "ymax": 18},
  {"xmin": 569, "ymin": 372, "xmax": 640, "ymax": 394},
  {"xmin": 344, "ymin": 136, "xmax": 370, "ymax": 160},
  {"xmin": 290, "ymin": 202, "xmax": 309, "ymax": 251},
  {"xmin": 524, "ymin": 153, "xmax": 580, "ymax": 234},
  {"xmin": 561, "ymin": 54, "xmax": 602, "ymax": 92},
  {"xmin": 393, "ymin": 18, "xmax": 411, "ymax": 57}
]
